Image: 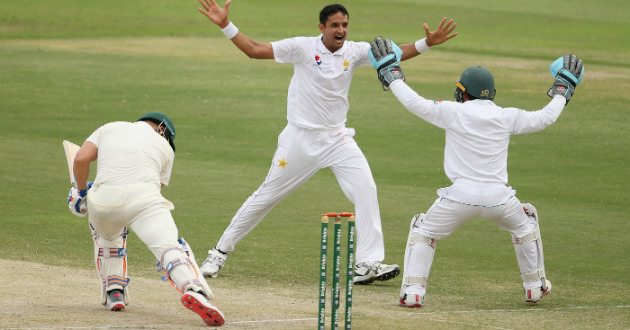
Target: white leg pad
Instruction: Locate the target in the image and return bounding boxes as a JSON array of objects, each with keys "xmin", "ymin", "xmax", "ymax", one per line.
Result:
[
  {"xmin": 158, "ymin": 238, "xmax": 213, "ymax": 299},
  {"xmin": 400, "ymin": 214, "xmax": 436, "ymax": 299},
  {"xmin": 513, "ymin": 203, "xmax": 547, "ymax": 289},
  {"xmin": 91, "ymin": 225, "xmax": 130, "ymax": 306},
  {"xmin": 178, "ymin": 238, "xmax": 214, "ymax": 299}
]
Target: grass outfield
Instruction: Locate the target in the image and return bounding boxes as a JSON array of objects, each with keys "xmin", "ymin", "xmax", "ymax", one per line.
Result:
[{"xmin": 1, "ymin": 1, "xmax": 629, "ymax": 329}]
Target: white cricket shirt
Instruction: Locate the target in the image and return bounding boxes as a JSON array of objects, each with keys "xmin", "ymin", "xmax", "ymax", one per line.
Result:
[
  {"xmin": 271, "ymin": 35, "xmax": 372, "ymax": 129},
  {"xmin": 86, "ymin": 121, "xmax": 174, "ymax": 188},
  {"xmin": 390, "ymin": 80, "xmax": 565, "ymax": 185}
]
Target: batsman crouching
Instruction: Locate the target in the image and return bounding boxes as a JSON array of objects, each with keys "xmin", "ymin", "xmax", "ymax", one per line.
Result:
[
  {"xmin": 369, "ymin": 37, "xmax": 584, "ymax": 306},
  {"xmin": 67, "ymin": 112, "xmax": 225, "ymax": 326}
]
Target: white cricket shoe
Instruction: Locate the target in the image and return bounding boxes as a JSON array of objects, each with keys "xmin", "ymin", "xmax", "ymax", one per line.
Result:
[
  {"xmin": 525, "ymin": 279, "xmax": 552, "ymax": 303},
  {"xmin": 181, "ymin": 290, "xmax": 225, "ymax": 326},
  {"xmin": 200, "ymin": 248, "xmax": 228, "ymax": 278},
  {"xmin": 353, "ymin": 261, "xmax": 400, "ymax": 284},
  {"xmin": 399, "ymin": 293, "xmax": 424, "ymax": 308}
]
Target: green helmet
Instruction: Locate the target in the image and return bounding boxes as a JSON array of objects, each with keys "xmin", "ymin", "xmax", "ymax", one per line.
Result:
[
  {"xmin": 454, "ymin": 65, "xmax": 496, "ymax": 102},
  {"xmin": 138, "ymin": 111, "xmax": 176, "ymax": 152}
]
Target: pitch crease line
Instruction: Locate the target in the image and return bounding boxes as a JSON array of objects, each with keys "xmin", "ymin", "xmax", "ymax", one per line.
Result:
[
  {"xmin": 0, "ymin": 327, "xmax": 165, "ymax": 330},
  {"xmin": 229, "ymin": 317, "xmax": 317, "ymax": 324},
  {"xmin": 429, "ymin": 319, "xmax": 513, "ymax": 330},
  {"xmin": 407, "ymin": 304, "xmax": 630, "ymax": 315}
]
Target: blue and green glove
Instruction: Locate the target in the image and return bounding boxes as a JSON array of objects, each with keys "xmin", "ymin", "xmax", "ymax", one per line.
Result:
[
  {"xmin": 547, "ymin": 54, "xmax": 584, "ymax": 104},
  {"xmin": 368, "ymin": 36, "xmax": 405, "ymax": 91}
]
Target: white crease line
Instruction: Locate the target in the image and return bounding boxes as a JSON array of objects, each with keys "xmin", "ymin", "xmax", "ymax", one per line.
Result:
[
  {"xmin": 402, "ymin": 305, "xmax": 630, "ymax": 330},
  {"xmin": 0, "ymin": 327, "xmax": 164, "ymax": 330},
  {"xmin": 407, "ymin": 304, "xmax": 630, "ymax": 315},
  {"xmin": 228, "ymin": 317, "xmax": 317, "ymax": 324},
  {"xmin": 224, "ymin": 305, "xmax": 630, "ymax": 326},
  {"xmin": 428, "ymin": 318, "xmax": 513, "ymax": 330},
  {"xmin": 3, "ymin": 306, "xmax": 628, "ymax": 329}
]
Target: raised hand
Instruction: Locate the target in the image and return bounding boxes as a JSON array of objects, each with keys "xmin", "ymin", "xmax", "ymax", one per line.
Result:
[
  {"xmin": 198, "ymin": 0, "xmax": 231, "ymax": 28},
  {"xmin": 424, "ymin": 17, "xmax": 458, "ymax": 47},
  {"xmin": 547, "ymin": 54, "xmax": 584, "ymax": 104},
  {"xmin": 369, "ymin": 37, "xmax": 405, "ymax": 91}
]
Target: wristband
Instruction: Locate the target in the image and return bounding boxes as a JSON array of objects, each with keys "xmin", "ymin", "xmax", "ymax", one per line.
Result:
[
  {"xmin": 415, "ymin": 38, "xmax": 431, "ymax": 54},
  {"xmin": 221, "ymin": 22, "xmax": 239, "ymax": 39},
  {"xmin": 78, "ymin": 189, "xmax": 88, "ymax": 197}
]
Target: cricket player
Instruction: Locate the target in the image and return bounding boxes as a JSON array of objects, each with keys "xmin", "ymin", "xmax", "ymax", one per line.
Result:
[
  {"xmin": 368, "ymin": 38, "xmax": 583, "ymax": 306},
  {"xmin": 196, "ymin": 1, "xmax": 458, "ymax": 283},
  {"xmin": 67, "ymin": 112, "xmax": 225, "ymax": 326}
]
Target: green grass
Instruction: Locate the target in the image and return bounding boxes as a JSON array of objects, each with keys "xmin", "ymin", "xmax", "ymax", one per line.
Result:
[{"xmin": 1, "ymin": 0, "xmax": 629, "ymax": 329}]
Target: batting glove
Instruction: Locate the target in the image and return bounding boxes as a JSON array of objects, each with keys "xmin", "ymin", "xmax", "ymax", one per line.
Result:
[{"xmin": 67, "ymin": 182, "xmax": 91, "ymax": 217}]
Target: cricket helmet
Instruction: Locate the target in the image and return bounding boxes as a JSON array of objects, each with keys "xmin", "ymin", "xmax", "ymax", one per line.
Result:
[
  {"xmin": 138, "ymin": 111, "xmax": 176, "ymax": 152},
  {"xmin": 454, "ymin": 65, "xmax": 496, "ymax": 102}
]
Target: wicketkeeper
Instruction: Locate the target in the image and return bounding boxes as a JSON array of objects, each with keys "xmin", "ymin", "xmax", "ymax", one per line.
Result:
[
  {"xmin": 67, "ymin": 112, "xmax": 225, "ymax": 326},
  {"xmin": 368, "ymin": 37, "xmax": 584, "ymax": 306}
]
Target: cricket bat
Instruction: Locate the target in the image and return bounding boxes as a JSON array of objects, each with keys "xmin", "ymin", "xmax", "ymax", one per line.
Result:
[{"xmin": 62, "ymin": 140, "xmax": 81, "ymax": 187}]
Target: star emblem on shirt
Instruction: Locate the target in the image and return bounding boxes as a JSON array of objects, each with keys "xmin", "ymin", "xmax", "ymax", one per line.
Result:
[
  {"xmin": 278, "ymin": 158, "xmax": 288, "ymax": 169},
  {"xmin": 343, "ymin": 59, "xmax": 350, "ymax": 71}
]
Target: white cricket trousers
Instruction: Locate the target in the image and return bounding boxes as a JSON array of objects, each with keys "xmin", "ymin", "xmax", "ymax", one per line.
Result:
[
  {"xmin": 87, "ymin": 183, "xmax": 194, "ymax": 293},
  {"xmin": 216, "ymin": 123, "xmax": 386, "ymax": 264},
  {"xmin": 404, "ymin": 195, "xmax": 543, "ymax": 295}
]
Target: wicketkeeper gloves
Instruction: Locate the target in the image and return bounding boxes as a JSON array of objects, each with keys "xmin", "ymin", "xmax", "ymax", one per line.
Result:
[
  {"xmin": 547, "ymin": 54, "xmax": 584, "ymax": 104},
  {"xmin": 369, "ymin": 36, "xmax": 405, "ymax": 91}
]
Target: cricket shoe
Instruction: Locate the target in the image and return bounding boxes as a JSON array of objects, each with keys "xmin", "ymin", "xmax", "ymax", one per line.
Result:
[
  {"xmin": 106, "ymin": 289, "xmax": 125, "ymax": 311},
  {"xmin": 525, "ymin": 279, "xmax": 552, "ymax": 303},
  {"xmin": 399, "ymin": 293, "xmax": 424, "ymax": 308},
  {"xmin": 182, "ymin": 290, "xmax": 225, "ymax": 326},
  {"xmin": 353, "ymin": 261, "xmax": 400, "ymax": 284},
  {"xmin": 200, "ymin": 248, "xmax": 228, "ymax": 278}
]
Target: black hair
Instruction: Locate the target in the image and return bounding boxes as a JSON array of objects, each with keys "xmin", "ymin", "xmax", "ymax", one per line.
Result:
[
  {"xmin": 466, "ymin": 93, "xmax": 479, "ymax": 101},
  {"xmin": 319, "ymin": 4, "xmax": 349, "ymax": 25}
]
